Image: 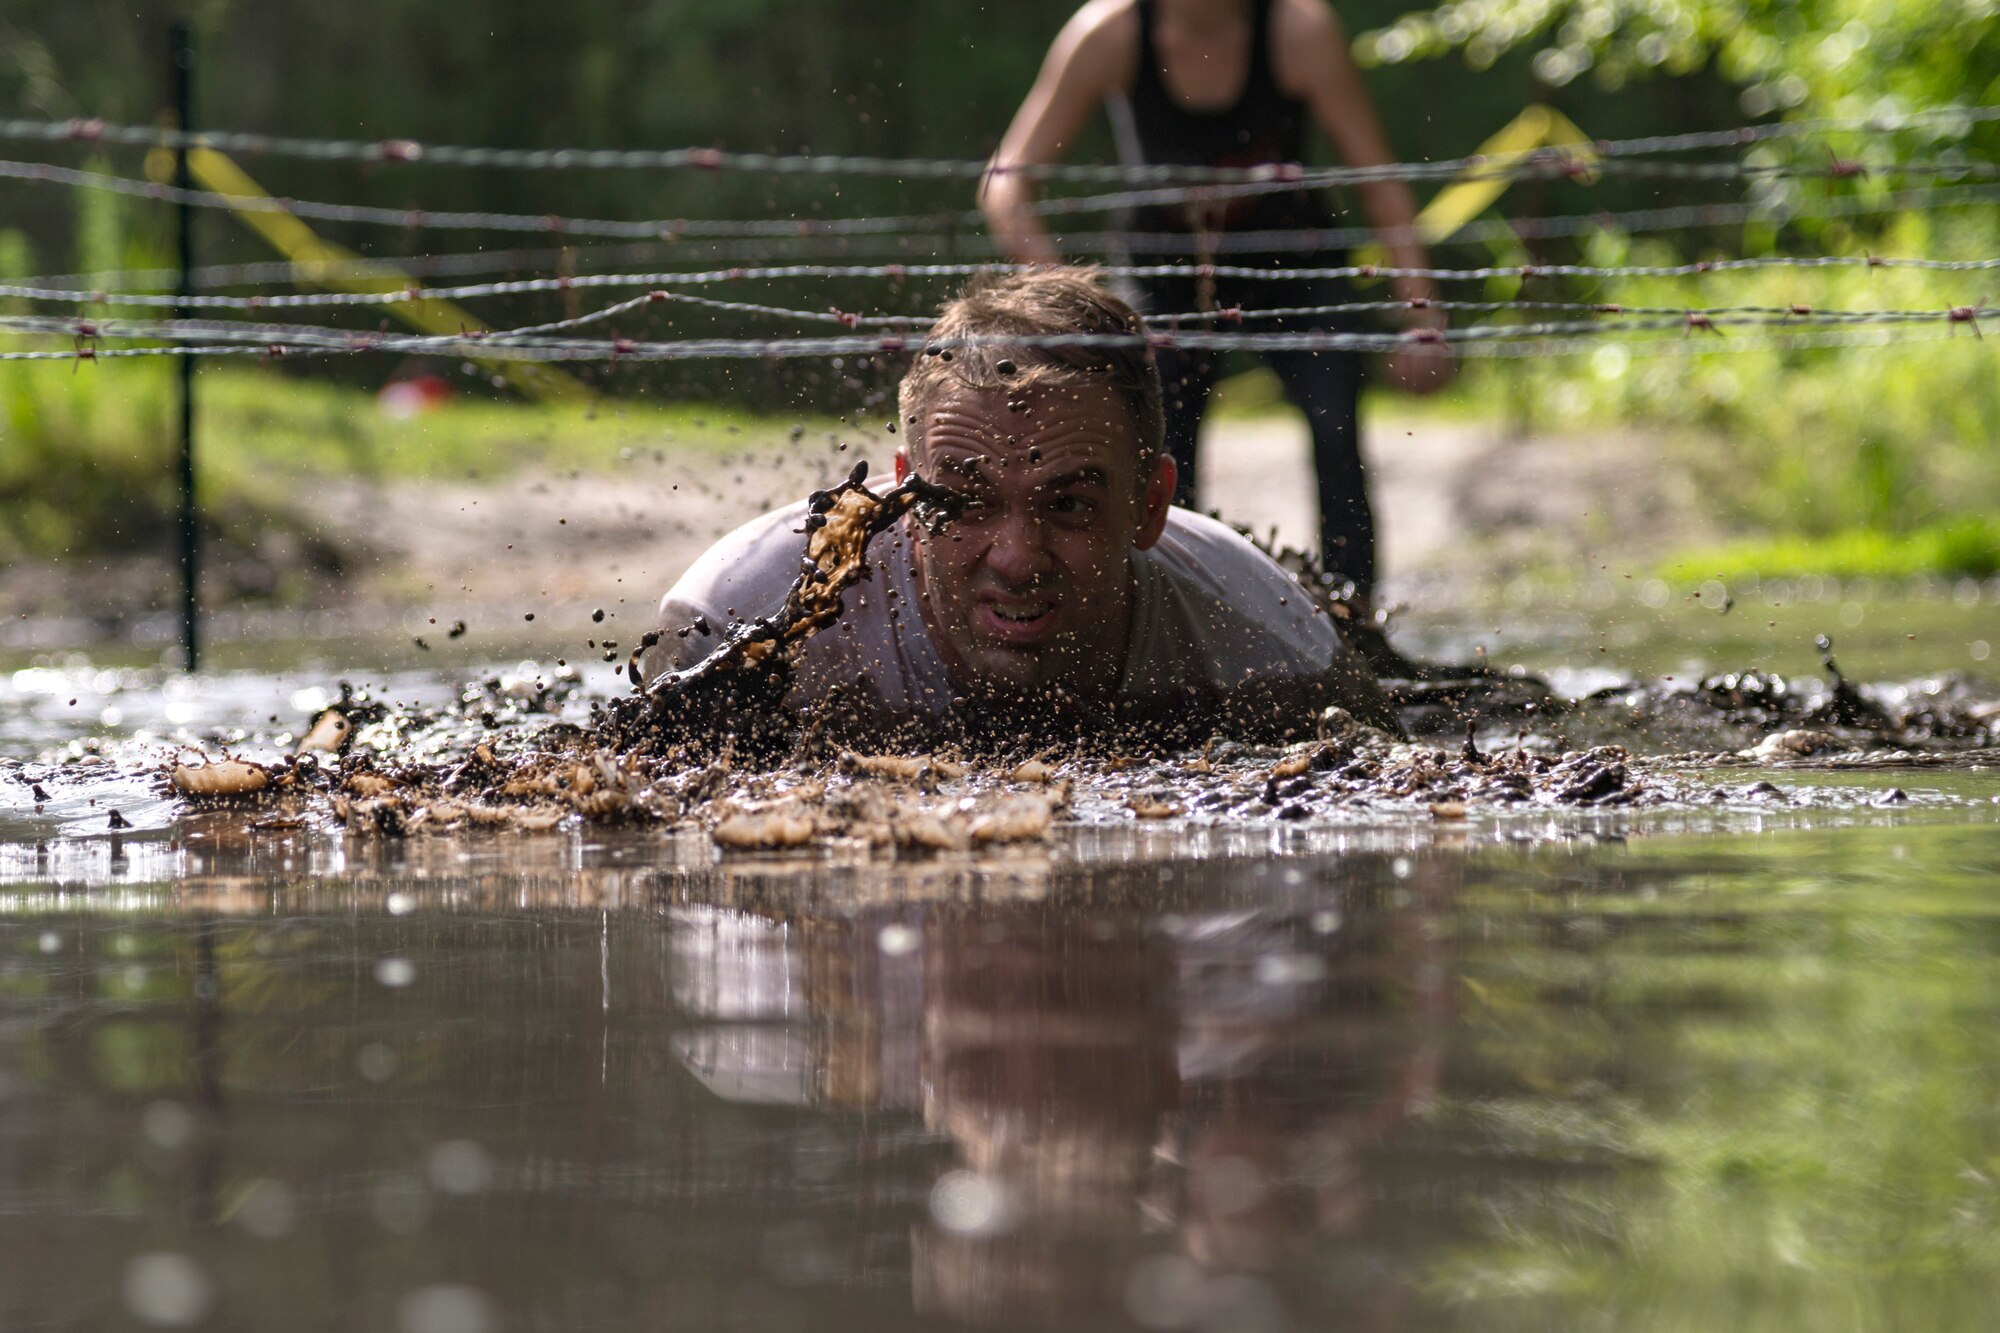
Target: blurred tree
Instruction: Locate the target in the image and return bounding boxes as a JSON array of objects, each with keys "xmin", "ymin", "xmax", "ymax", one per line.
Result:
[{"xmin": 1353, "ymin": 0, "xmax": 2000, "ymax": 132}]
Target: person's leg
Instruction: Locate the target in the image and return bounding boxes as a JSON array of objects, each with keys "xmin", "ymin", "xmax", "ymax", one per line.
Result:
[
  {"xmin": 1154, "ymin": 344, "xmax": 1220, "ymax": 509},
  {"xmin": 1267, "ymin": 348, "xmax": 1371, "ymax": 593}
]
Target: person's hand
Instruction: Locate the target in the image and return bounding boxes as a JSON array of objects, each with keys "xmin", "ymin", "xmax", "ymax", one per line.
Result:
[{"xmin": 1386, "ymin": 342, "xmax": 1456, "ymax": 396}]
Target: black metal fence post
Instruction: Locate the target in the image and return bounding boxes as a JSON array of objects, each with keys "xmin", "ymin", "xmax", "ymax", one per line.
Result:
[{"xmin": 172, "ymin": 18, "xmax": 200, "ymax": 673}]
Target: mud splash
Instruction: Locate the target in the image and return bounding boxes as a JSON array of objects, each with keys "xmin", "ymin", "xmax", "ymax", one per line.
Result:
[{"xmin": 601, "ymin": 460, "xmax": 961, "ymax": 757}]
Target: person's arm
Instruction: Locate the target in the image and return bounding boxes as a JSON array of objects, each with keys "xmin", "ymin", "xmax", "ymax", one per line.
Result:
[
  {"xmin": 1276, "ymin": 0, "xmax": 1454, "ymax": 393},
  {"xmin": 979, "ymin": 0, "xmax": 1138, "ymax": 264}
]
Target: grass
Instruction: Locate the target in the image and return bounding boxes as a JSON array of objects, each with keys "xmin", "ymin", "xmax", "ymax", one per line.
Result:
[
  {"xmin": 1661, "ymin": 514, "xmax": 2000, "ymax": 584},
  {"xmin": 0, "ymin": 359, "xmax": 830, "ymax": 561}
]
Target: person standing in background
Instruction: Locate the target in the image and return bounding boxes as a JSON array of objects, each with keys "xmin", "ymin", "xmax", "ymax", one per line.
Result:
[{"xmin": 979, "ymin": 0, "xmax": 1454, "ymax": 674}]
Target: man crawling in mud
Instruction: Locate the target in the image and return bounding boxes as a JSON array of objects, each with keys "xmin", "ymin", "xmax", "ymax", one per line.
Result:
[{"xmin": 647, "ymin": 268, "xmax": 1391, "ymax": 747}]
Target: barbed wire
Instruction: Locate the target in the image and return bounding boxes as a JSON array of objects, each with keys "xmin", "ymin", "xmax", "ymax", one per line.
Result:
[
  {"xmin": 20, "ymin": 289, "xmax": 1992, "ymax": 349},
  {"xmin": 3, "ymin": 103, "xmax": 1995, "ymax": 181},
  {"xmin": 2, "ymin": 322, "xmax": 1987, "ymax": 365},
  {"xmin": 8, "ymin": 303, "xmax": 1991, "ymax": 366},
  {"xmin": 13, "ymin": 181, "xmax": 1999, "ymax": 300},
  {"xmin": 5, "ymin": 150, "xmax": 1996, "ymax": 250},
  {"xmin": 14, "ymin": 318, "xmax": 1997, "ymax": 382},
  {"xmin": 6, "ymin": 254, "xmax": 1999, "ymax": 317}
]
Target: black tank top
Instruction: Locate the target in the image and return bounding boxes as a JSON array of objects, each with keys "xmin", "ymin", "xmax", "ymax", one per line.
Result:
[{"xmin": 1126, "ymin": 0, "xmax": 1335, "ymax": 237}]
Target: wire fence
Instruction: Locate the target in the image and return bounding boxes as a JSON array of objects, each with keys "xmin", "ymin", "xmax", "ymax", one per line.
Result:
[
  {"xmin": 1, "ymin": 103, "xmax": 1994, "ymax": 367},
  {"xmin": 9, "ymin": 100, "xmax": 1992, "ymax": 678}
]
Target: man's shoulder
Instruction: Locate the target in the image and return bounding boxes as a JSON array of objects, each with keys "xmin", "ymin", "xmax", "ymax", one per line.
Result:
[
  {"xmin": 1152, "ymin": 507, "xmax": 1300, "ymax": 585},
  {"xmin": 1138, "ymin": 508, "xmax": 1343, "ymax": 669},
  {"xmin": 656, "ymin": 501, "xmax": 812, "ymax": 626}
]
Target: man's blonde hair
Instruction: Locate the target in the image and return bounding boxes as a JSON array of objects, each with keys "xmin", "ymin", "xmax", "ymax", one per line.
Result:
[{"xmin": 899, "ymin": 268, "xmax": 1165, "ymax": 467}]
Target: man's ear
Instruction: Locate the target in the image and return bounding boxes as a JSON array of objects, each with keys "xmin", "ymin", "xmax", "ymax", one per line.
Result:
[
  {"xmin": 894, "ymin": 444, "xmax": 911, "ymax": 484},
  {"xmin": 1133, "ymin": 452, "xmax": 1176, "ymax": 550}
]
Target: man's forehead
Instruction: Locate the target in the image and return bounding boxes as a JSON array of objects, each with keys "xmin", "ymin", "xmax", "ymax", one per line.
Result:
[{"xmin": 917, "ymin": 382, "xmax": 1135, "ymax": 450}]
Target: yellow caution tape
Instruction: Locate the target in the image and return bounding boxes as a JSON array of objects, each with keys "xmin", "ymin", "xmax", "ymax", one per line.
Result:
[
  {"xmin": 1354, "ymin": 104, "xmax": 1597, "ymax": 269},
  {"xmin": 145, "ymin": 144, "xmax": 589, "ymax": 401}
]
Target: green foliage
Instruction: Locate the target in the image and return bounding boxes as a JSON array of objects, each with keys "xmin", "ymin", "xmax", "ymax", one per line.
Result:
[
  {"xmin": 1349, "ymin": 0, "xmax": 2000, "ymax": 574},
  {"xmin": 1447, "ymin": 210, "xmax": 2000, "ymax": 572},
  {"xmin": 0, "ymin": 177, "xmax": 178, "ymax": 558},
  {"xmin": 1358, "ymin": 0, "xmax": 2000, "ymax": 123}
]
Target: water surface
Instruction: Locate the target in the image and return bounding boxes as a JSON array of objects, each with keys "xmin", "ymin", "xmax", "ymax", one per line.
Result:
[{"xmin": 4, "ymin": 797, "xmax": 2000, "ymax": 1331}]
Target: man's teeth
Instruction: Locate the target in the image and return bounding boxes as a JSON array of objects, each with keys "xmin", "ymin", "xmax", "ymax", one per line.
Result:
[{"xmin": 991, "ymin": 602, "xmax": 1053, "ymax": 623}]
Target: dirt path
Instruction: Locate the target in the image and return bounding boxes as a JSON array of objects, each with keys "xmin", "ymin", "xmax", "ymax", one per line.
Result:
[
  {"xmin": 334, "ymin": 407, "xmax": 1714, "ymax": 611},
  {"xmin": 0, "ymin": 408, "xmax": 1716, "ymax": 650}
]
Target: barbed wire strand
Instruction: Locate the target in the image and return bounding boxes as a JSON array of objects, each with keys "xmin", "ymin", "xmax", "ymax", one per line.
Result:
[
  {"xmin": 4, "ymin": 152, "xmax": 1996, "ymax": 250},
  {"xmin": 18, "ymin": 290, "xmax": 1995, "ymax": 350},
  {"xmin": 2, "ymin": 103, "xmax": 1995, "ymax": 180},
  {"xmin": 5, "ymin": 320, "xmax": 1989, "ymax": 364},
  {"xmin": 10, "ymin": 304, "xmax": 1993, "ymax": 365},
  {"xmin": 6, "ymin": 253, "xmax": 1999, "ymax": 316}
]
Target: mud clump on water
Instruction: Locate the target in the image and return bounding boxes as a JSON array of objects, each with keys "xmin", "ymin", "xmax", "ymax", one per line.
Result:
[{"xmin": 141, "ymin": 651, "xmax": 1992, "ymax": 855}]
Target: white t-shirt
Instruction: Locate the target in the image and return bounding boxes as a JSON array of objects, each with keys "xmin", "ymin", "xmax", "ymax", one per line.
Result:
[{"xmin": 655, "ymin": 501, "xmax": 1375, "ymax": 726}]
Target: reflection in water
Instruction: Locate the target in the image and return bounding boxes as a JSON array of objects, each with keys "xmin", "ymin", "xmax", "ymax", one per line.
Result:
[
  {"xmin": 4, "ymin": 820, "xmax": 2000, "ymax": 1330},
  {"xmin": 666, "ymin": 855, "xmax": 1454, "ymax": 1329}
]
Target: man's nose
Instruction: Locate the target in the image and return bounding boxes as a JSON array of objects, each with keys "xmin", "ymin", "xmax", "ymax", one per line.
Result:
[{"xmin": 981, "ymin": 510, "xmax": 1054, "ymax": 585}]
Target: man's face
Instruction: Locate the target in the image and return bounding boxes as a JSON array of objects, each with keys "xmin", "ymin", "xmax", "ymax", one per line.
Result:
[{"xmin": 896, "ymin": 382, "xmax": 1174, "ymax": 700}]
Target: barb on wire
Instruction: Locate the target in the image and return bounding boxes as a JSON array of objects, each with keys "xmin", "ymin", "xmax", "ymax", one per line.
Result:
[{"xmin": 3, "ymin": 103, "xmax": 1995, "ymax": 181}]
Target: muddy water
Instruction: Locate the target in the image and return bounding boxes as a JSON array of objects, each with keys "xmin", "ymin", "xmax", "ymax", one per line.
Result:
[
  {"xmin": 3, "ymin": 589, "xmax": 2000, "ymax": 1331},
  {"xmin": 4, "ymin": 811, "xmax": 2000, "ymax": 1331}
]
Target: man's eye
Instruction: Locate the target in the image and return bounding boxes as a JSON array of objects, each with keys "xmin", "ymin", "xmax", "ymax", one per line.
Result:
[{"xmin": 1050, "ymin": 494, "xmax": 1096, "ymax": 516}]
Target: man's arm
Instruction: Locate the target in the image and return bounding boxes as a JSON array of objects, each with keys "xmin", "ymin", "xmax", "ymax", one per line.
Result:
[
  {"xmin": 1276, "ymin": 0, "xmax": 1454, "ymax": 393},
  {"xmin": 978, "ymin": 0, "xmax": 1138, "ymax": 264}
]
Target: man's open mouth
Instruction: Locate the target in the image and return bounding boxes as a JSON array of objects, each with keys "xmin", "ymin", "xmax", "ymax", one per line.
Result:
[
  {"xmin": 989, "ymin": 601, "xmax": 1054, "ymax": 624},
  {"xmin": 975, "ymin": 598, "xmax": 1058, "ymax": 642}
]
